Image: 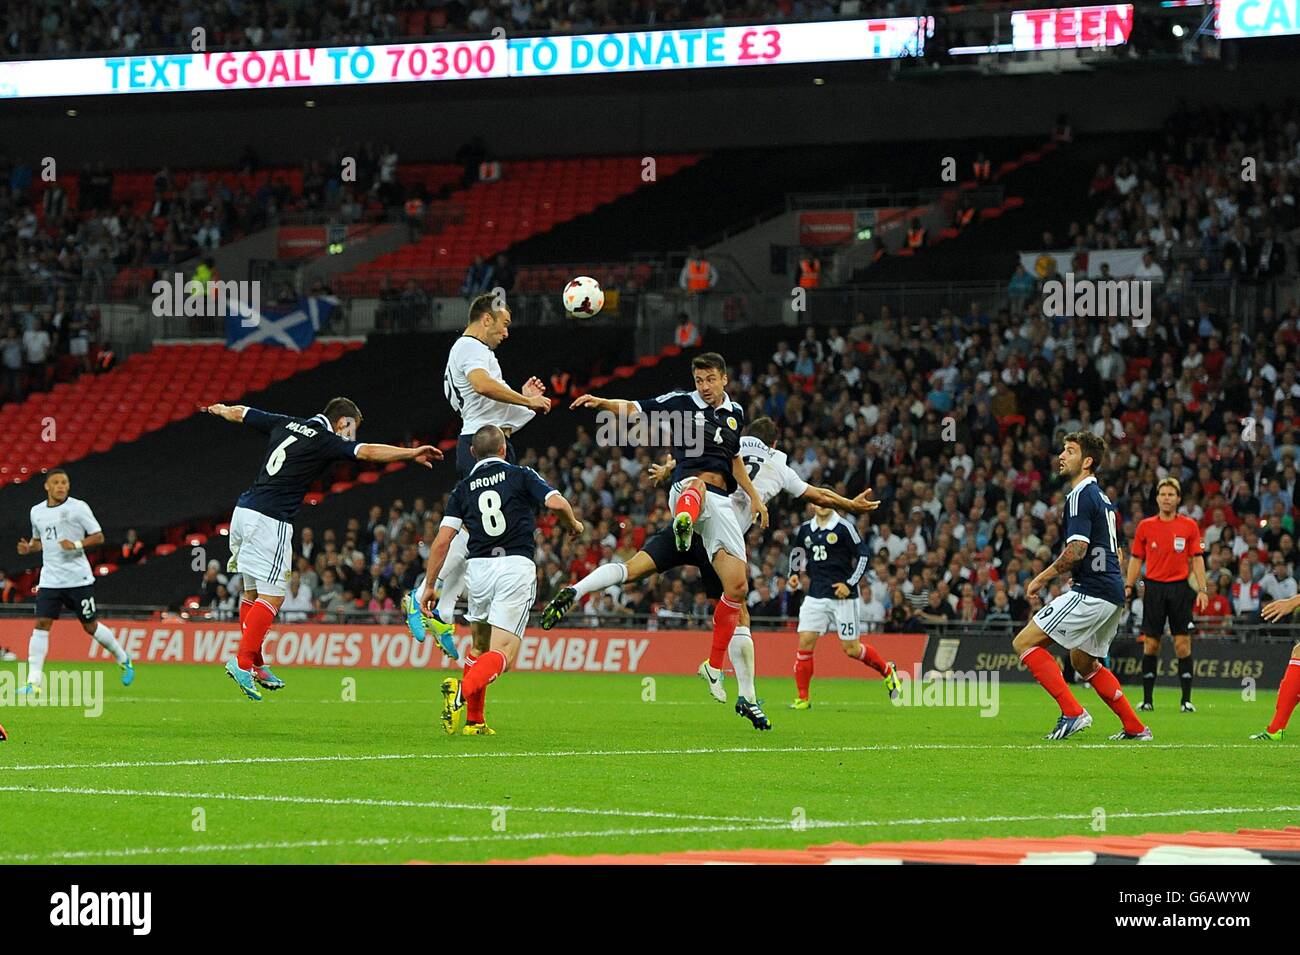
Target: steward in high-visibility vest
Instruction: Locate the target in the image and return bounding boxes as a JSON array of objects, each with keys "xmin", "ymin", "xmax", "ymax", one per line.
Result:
[
  {"xmin": 686, "ymin": 258, "xmax": 711, "ymax": 292},
  {"xmin": 798, "ymin": 257, "xmax": 821, "ymax": 289},
  {"xmin": 973, "ymin": 155, "xmax": 991, "ymax": 181}
]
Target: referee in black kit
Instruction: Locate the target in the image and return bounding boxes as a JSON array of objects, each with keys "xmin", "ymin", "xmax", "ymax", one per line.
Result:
[{"xmin": 1124, "ymin": 478, "xmax": 1208, "ymax": 713}]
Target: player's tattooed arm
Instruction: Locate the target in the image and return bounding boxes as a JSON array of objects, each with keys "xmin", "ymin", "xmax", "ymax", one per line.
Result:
[
  {"xmin": 1027, "ymin": 539, "xmax": 1087, "ymax": 600},
  {"xmin": 1045, "ymin": 539, "xmax": 1088, "ymax": 580},
  {"xmin": 732, "ymin": 456, "xmax": 768, "ymax": 531}
]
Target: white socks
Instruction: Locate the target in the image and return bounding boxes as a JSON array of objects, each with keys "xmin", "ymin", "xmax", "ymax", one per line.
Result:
[
  {"xmin": 729, "ymin": 627, "xmax": 756, "ymax": 701},
  {"xmin": 92, "ymin": 623, "xmax": 129, "ymax": 664},
  {"xmin": 27, "ymin": 628, "xmax": 49, "ymax": 686},
  {"xmin": 573, "ymin": 562, "xmax": 628, "ymax": 599},
  {"xmin": 435, "ymin": 531, "xmax": 469, "ymax": 621}
]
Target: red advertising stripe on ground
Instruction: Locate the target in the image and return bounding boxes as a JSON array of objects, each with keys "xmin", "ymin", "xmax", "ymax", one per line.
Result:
[
  {"xmin": 475, "ymin": 827, "xmax": 1300, "ymax": 865},
  {"xmin": 5, "ymin": 619, "xmax": 924, "ymax": 677}
]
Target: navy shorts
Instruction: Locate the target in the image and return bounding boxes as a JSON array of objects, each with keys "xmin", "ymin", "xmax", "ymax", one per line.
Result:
[
  {"xmin": 35, "ymin": 584, "xmax": 98, "ymax": 624},
  {"xmin": 456, "ymin": 434, "xmax": 517, "ymax": 477},
  {"xmin": 642, "ymin": 528, "xmax": 727, "ymax": 600}
]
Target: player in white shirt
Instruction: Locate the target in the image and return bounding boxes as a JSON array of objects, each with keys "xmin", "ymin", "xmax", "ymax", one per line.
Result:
[
  {"xmin": 539, "ymin": 417, "xmax": 877, "ymax": 729},
  {"xmin": 402, "ymin": 293, "xmax": 552, "ymax": 659},
  {"xmin": 15, "ymin": 469, "xmax": 134, "ymax": 695}
]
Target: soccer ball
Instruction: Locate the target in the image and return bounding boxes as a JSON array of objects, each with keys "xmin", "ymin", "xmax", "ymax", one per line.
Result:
[{"xmin": 562, "ymin": 276, "xmax": 604, "ymax": 317}]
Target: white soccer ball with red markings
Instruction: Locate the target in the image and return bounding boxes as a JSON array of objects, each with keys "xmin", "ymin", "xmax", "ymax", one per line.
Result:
[{"xmin": 562, "ymin": 276, "xmax": 604, "ymax": 317}]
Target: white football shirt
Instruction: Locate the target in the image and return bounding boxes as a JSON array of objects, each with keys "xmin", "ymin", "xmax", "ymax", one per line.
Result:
[
  {"xmin": 730, "ymin": 436, "xmax": 809, "ymax": 530},
  {"xmin": 443, "ymin": 335, "xmax": 536, "ymax": 435},
  {"xmin": 30, "ymin": 496, "xmax": 100, "ymax": 588}
]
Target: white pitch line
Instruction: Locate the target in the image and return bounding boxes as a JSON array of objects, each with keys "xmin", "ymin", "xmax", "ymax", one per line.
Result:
[
  {"xmin": 1, "ymin": 803, "xmax": 1298, "ymax": 864},
  {"xmin": 0, "ymin": 784, "xmax": 788, "ymax": 825},
  {"xmin": 0, "ymin": 741, "xmax": 1283, "ymax": 773}
]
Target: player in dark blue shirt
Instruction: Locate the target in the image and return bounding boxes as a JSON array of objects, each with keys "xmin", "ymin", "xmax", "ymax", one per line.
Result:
[
  {"xmin": 204, "ymin": 397, "xmax": 440, "ymax": 701},
  {"xmin": 569, "ymin": 352, "xmax": 768, "ymax": 709},
  {"xmin": 420, "ymin": 425, "xmax": 582, "ymax": 734},
  {"xmin": 790, "ymin": 505, "xmax": 900, "ymax": 709},
  {"xmin": 1012, "ymin": 431, "xmax": 1150, "ymax": 741}
]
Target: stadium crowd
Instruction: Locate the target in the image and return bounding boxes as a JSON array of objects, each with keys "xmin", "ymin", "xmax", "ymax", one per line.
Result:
[
  {"xmin": 169, "ymin": 283, "xmax": 1300, "ymax": 639},
  {"xmin": 4, "ymin": 0, "xmax": 934, "ymax": 58},
  {"xmin": 1031, "ymin": 105, "xmax": 1300, "ymax": 285}
]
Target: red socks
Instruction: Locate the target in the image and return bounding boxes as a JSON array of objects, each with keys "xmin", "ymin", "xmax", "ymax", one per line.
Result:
[
  {"xmin": 463, "ymin": 650, "xmax": 486, "ymax": 724},
  {"xmin": 461, "ymin": 649, "xmax": 505, "ymax": 700},
  {"xmin": 1268, "ymin": 659, "xmax": 1300, "ymax": 734},
  {"xmin": 856, "ymin": 642, "xmax": 888, "ymax": 676},
  {"xmin": 1083, "ymin": 665, "xmax": 1146, "ymax": 735},
  {"xmin": 794, "ymin": 649, "xmax": 814, "ymax": 700},
  {"xmin": 237, "ymin": 598, "xmax": 277, "ymax": 670},
  {"xmin": 1021, "ymin": 646, "xmax": 1084, "ymax": 718},
  {"xmin": 709, "ymin": 595, "xmax": 742, "ymax": 669},
  {"xmin": 675, "ymin": 485, "xmax": 703, "ymax": 523},
  {"xmin": 237, "ymin": 598, "xmax": 266, "ymax": 667}
]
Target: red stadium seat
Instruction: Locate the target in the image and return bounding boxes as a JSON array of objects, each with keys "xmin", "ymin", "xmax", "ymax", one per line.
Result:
[
  {"xmin": 154, "ymin": 543, "xmax": 178, "ymax": 556},
  {"xmin": 303, "ymin": 492, "xmax": 326, "ymax": 505}
]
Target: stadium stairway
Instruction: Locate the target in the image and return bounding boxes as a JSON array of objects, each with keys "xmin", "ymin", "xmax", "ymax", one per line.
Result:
[
  {"xmin": 0, "ymin": 341, "xmax": 362, "ymax": 482},
  {"xmin": 504, "ymin": 138, "xmax": 1046, "ymax": 268},
  {"xmin": 36, "ymin": 328, "xmax": 698, "ymax": 606},
  {"xmin": 336, "ymin": 154, "xmax": 705, "ymax": 295},
  {"xmin": 852, "ymin": 131, "xmax": 1155, "ymax": 283}
]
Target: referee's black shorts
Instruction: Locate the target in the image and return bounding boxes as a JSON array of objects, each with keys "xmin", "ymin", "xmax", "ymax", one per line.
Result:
[{"xmin": 1141, "ymin": 578, "xmax": 1195, "ymax": 638}]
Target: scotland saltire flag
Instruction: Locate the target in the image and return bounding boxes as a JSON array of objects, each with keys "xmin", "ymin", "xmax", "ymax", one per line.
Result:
[{"xmin": 225, "ymin": 296, "xmax": 337, "ymax": 351}]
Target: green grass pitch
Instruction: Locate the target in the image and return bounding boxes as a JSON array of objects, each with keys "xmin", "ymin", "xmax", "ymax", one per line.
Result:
[{"xmin": 0, "ymin": 662, "xmax": 1294, "ymax": 864}]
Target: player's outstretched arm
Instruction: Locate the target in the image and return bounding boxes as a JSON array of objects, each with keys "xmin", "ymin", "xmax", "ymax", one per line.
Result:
[
  {"xmin": 802, "ymin": 484, "xmax": 879, "ymax": 514},
  {"xmin": 1262, "ymin": 593, "xmax": 1300, "ymax": 621},
  {"xmin": 355, "ymin": 443, "xmax": 443, "ymax": 468},
  {"xmin": 570, "ymin": 393, "xmax": 637, "ymax": 416},
  {"xmin": 201, "ymin": 403, "xmax": 248, "ymax": 423},
  {"xmin": 467, "ymin": 368, "xmax": 551, "ymax": 414},
  {"xmin": 732, "ymin": 456, "xmax": 768, "ymax": 531},
  {"xmin": 544, "ymin": 492, "xmax": 584, "ymax": 537}
]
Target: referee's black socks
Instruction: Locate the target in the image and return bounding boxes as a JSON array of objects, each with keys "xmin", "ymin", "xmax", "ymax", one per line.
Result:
[
  {"xmin": 1178, "ymin": 655, "xmax": 1193, "ymax": 704},
  {"xmin": 1142, "ymin": 653, "xmax": 1158, "ymax": 706}
]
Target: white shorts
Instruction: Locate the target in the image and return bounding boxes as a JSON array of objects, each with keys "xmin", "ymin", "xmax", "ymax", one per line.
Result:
[
  {"xmin": 798, "ymin": 596, "xmax": 860, "ymax": 640},
  {"xmin": 465, "ymin": 555, "xmax": 537, "ymax": 638},
  {"xmin": 227, "ymin": 505, "xmax": 293, "ymax": 597},
  {"xmin": 1033, "ymin": 590, "xmax": 1123, "ymax": 658},
  {"xmin": 669, "ymin": 481, "xmax": 747, "ymax": 562}
]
